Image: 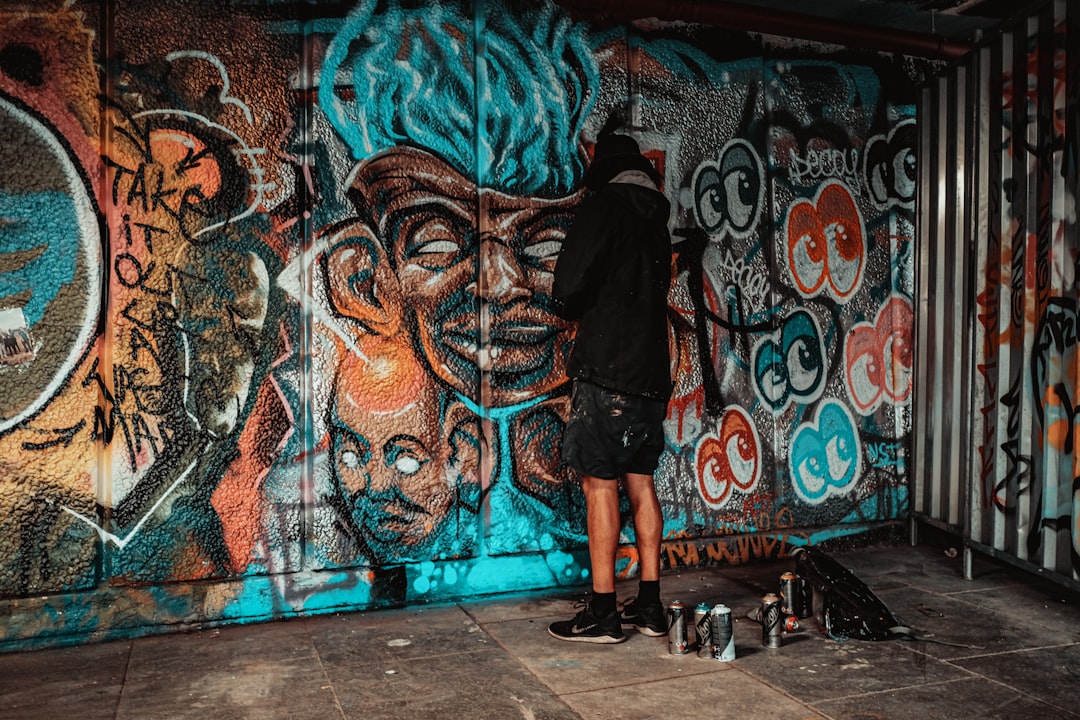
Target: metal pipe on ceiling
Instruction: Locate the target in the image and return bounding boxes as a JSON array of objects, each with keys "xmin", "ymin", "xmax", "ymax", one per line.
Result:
[{"xmin": 559, "ymin": 0, "xmax": 974, "ymax": 60}]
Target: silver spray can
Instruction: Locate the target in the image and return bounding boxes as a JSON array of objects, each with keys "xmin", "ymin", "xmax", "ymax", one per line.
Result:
[
  {"xmin": 779, "ymin": 571, "xmax": 802, "ymax": 617},
  {"xmin": 667, "ymin": 600, "xmax": 689, "ymax": 655},
  {"xmin": 694, "ymin": 602, "xmax": 711, "ymax": 656},
  {"xmin": 761, "ymin": 593, "xmax": 783, "ymax": 648},
  {"xmin": 709, "ymin": 603, "xmax": 735, "ymax": 661}
]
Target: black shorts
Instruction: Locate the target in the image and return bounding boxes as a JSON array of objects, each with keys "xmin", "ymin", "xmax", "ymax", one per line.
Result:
[{"xmin": 560, "ymin": 380, "xmax": 667, "ymax": 479}]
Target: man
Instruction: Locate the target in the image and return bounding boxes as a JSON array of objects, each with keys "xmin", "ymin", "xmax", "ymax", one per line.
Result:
[{"xmin": 548, "ymin": 132, "xmax": 673, "ymax": 643}]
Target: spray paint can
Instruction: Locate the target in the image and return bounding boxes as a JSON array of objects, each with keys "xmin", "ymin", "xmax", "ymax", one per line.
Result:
[
  {"xmin": 784, "ymin": 615, "xmax": 800, "ymax": 632},
  {"xmin": 761, "ymin": 593, "xmax": 782, "ymax": 648},
  {"xmin": 709, "ymin": 603, "xmax": 735, "ymax": 661},
  {"xmin": 693, "ymin": 602, "xmax": 711, "ymax": 652},
  {"xmin": 779, "ymin": 572, "xmax": 802, "ymax": 617},
  {"xmin": 667, "ymin": 601, "xmax": 689, "ymax": 655}
]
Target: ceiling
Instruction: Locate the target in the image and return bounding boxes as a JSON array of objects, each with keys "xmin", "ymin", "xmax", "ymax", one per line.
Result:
[
  {"xmin": 562, "ymin": 0, "xmax": 1043, "ymax": 59},
  {"xmin": 734, "ymin": 0, "xmax": 1026, "ymax": 42}
]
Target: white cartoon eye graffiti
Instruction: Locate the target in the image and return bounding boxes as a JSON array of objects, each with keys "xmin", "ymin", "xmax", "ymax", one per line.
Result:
[
  {"xmin": 692, "ymin": 139, "xmax": 764, "ymax": 239},
  {"xmin": 863, "ymin": 119, "xmax": 916, "ymax": 210}
]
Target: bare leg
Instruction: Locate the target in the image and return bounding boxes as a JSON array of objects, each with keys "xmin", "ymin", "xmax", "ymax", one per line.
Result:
[
  {"xmin": 582, "ymin": 474, "xmax": 620, "ymax": 594},
  {"xmin": 623, "ymin": 472, "xmax": 662, "ymax": 582}
]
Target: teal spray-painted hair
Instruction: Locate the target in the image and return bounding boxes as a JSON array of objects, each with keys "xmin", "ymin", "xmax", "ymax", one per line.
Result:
[{"xmin": 318, "ymin": 0, "xmax": 598, "ymax": 197}]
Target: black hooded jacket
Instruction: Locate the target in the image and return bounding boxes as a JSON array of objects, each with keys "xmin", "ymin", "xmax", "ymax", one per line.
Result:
[{"xmin": 552, "ymin": 180, "xmax": 673, "ymax": 400}]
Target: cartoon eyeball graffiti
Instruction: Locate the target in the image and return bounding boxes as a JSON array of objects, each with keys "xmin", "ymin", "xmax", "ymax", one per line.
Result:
[
  {"xmin": 789, "ymin": 400, "xmax": 862, "ymax": 505},
  {"xmin": 696, "ymin": 405, "xmax": 761, "ymax": 509},
  {"xmin": 844, "ymin": 296, "xmax": 914, "ymax": 415},
  {"xmin": 692, "ymin": 139, "xmax": 764, "ymax": 239},
  {"xmin": 752, "ymin": 309, "xmax": 826, "ymax": 412},
  {"xmin": 785, "ymin": 180, "xmax": 865, "ymax": 300},
  {"xmin": 864, "ymin": 119, "xmax": 916, "ymax": 210}
]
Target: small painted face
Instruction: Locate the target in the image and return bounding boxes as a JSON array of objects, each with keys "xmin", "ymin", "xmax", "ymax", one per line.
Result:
[
  {"xmin": 328, "ymin": 341, "xmax": 482, "ymax": 562},
  {"xmin": 352, "ymin": 147, "xmax": 581, "ymax": 406}
]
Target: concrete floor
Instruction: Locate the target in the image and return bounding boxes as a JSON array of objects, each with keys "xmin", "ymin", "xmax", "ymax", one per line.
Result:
[{"xmin": 2, "ymin": 542, "xmax": 1079, "ymax": 719}]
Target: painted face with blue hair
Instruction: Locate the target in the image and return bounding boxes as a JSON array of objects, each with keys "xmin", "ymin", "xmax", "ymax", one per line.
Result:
[{"xmin": 319, "ymin": 0, "xmax": 597, "ymax": 406}]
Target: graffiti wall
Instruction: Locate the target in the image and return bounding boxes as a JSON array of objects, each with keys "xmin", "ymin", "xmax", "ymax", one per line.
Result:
[
  {"xmin": 915, "ymin": 0, "xmax": 1079, "ymax": 586},
  {"xmin": 0, "ymin": 0, "xmax": 921, "ymax": 648}
]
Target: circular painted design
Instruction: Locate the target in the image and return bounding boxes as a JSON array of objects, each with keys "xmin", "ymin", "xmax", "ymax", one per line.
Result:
[{"xmin": 0, "ymin": 92, "xmax": 102, "ymax": 433}]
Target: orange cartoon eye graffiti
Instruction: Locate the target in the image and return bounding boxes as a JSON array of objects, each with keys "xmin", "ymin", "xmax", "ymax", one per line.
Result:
[
  {"xmin": 696, "ymin": 406, "xmax": 760, "ymax": 509},
  {"xmin": 785, "ymin": 180, "xmax": 865, "ymax": 300},
  {"xmin": 845, "ymin": 297, "xmax": 914, "ymax": 415}
]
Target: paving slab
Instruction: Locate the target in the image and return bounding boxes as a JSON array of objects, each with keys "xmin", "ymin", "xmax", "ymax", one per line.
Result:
[
  {"xmin": 562, "ymin": 666, "xmax": 827, "ymax": 720},
  {"xmin": 327, "ymin": 647, "xmax": 581, "ymax": 720},
  {"xmin": 950, "ymin": 643, "xmax": 1080, "ymax": 713},
  {"xmin": 309, "ymin": 603, "xmax": 581, "ymax": 719},
  {"xmin": 308, "ymin": 604, "xmax": 496, "ymax": 667},
  {"xmin": 114, "ymin": 620, "xmax": 340, "ymax": 720},
  {"xmin": 0, "ymin": 639, "xmax": 130, "ymax": 720},
  {"xmin": 939, "ymin": 578, "xmax": 1080, "ymax": 639},
  {"xmin": 811, "ymin": 675, "xmax": 1080, "ymax": 720},
  {"xmin": 875, "ymin": 585, "xmax": 1067, "ymax": 660},
  {"xmin": 482, "ymin": 611, "xmax": 715, "ymax": 696}
]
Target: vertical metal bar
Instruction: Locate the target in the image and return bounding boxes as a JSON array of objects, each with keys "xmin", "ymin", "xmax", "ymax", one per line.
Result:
[
  {"xmin": 930, "ymin": 75, "xmax": 950, "ymax": 522},
  {"xmin": 950, "ymin": 65, "xmax": 968, "ymax": 528},
  {"xmin": 991, "ymin": 29, "xmax": 1011, "ymax": 557},
  {"xmin": 913, "ymin": 84, "xmax": 935, "ymax": 523},
  {"xmin": 1063, "ymin": 0, "xmax": 1080, "ymax": 582},
  {"xmin": 928, "ymin": 73, "xmax": 954, "ymax": 524},
  {"xmin": 969, "ymin": 44, "xmax": 994, "ymax": 549},
  {"xmin": 1034, "ymin": 4, "xmax": 1059, "ymax": 573},
  {"xmin": 1013, "ymin": 15, "xmax": 1038, "ymax": 563}
]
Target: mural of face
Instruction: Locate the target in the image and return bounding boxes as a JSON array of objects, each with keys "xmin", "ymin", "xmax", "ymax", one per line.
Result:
[
  {"xmin": 0, "ymin": 92, "xmax": 101, "ymax": 432},
  {"xmin": 327, "ymin": 338, "xmax": 481, "ymax": 562},
  {"xmin": 350, "ymin": 146, "xmax": 580, "ymax": 406}
]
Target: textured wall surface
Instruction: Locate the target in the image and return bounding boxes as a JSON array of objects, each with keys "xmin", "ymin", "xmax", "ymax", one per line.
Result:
[{"xmin": 0, "ymin": 0, "xmax": 921, "ymax": 648}]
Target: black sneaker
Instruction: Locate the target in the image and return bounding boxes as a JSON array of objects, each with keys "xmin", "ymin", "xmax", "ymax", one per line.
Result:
[
  {"xmin": 548, "ymin": 599, "xmax": 627, "ymax": 644},
  {"xmin": 619, "ymin": 596, "xmax": 667, "ymax": 637}
]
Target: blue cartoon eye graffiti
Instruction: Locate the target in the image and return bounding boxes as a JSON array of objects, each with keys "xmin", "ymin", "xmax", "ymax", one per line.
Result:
[
  {"xmin": 752, "ymin": 309, "xmax": 826, "ymax": 412},
  {"xmin": 789, "ymin": 400, "xmax": 861, "ymax": 504},
  {"xmin": 692, "ymin": 138, "xmax": 764, "ymax": 239}
]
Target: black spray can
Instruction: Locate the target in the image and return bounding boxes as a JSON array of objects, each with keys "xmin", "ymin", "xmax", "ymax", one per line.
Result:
[
  {"xmin": 693, "ymin": 602, "xmax": 711, "ymax": 653},
  {"xmin": 668, "ymin": 600, "xmax": 689, "ymax": 655},
  {"xmin": 709, "ymin": 603, "xmax": 735, "ymax": 661},
  {"xmin": 761, "ymin": 593, "xmax": 783, "ymax": 648},
  {"xmin": 779, "ymin": 572, "xmax": 802, "ymax": 617}
]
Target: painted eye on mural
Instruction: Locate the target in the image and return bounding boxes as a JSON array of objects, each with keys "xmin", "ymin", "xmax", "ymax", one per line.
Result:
[
  {"xmin": 519, "ymin": 210, "xmax": 573, "ymax": 269},
  {"xmin": 791, "ymin": 230, "xmax": 826, "ymax": 290},
  {"xmin": 694, "ymin": 167, "xmax": 726, "ymax": 232},
  {"xmin": 893, "ymin": 149, "xmax": 916, "ymax": 202},
  {"xmin": 724, "ymin": 170, "xmax": 755, "ymax": 229},
  {"xmin": 825, "ymin": 224, "xmax": 862, "ymax": 295},
  {"xmin": 521, "ymin": 238, "xmax": 563, "ymax": 270},
  {"xmin": 797, "ymin": 451, "xmax": 828, "ymax": 496},
  {"xmin": 719, "ymin": 142, "xmax": 761, "ymax": 230},
  {"xmin": 863, "ymin": 119, "xmax": 916, "ymax": 209},
  {"xmin": 384, "ymin": 435, "xmax": 431, "ymax": 477},
  {"xmin": 786, "ymin": 339, "xmax": 819, "ymax": 394},
  {"xmin": 692, "ymin": 139, "xmax": 764, "ymax": 239},
  {"xmin": 331, "ymin": 425, "xmax": 373, "ymax": 493},
  {"xmin": 399, "ymin": 211, "xmax": 470, "ymax": 270}
]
